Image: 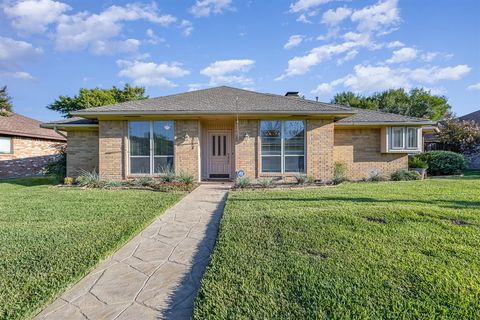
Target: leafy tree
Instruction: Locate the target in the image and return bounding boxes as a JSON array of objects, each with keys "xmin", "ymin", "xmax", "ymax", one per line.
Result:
[
  {"xmin": 47, "ymin": 84, "xmax": 147, "ymax": 117},
  {"xmin": 436, "ymin": 113, "xmax": 480, "ymax": 154},
  {"xmin": 0, "ymin": 86, "xmax": 13, "ymax": 115},
  {"xmin": 331, "ymin": 88, "xmax": 450, "ymax": 121}
]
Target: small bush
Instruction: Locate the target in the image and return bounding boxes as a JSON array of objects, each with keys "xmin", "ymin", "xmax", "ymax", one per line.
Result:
[
  {"xmin": 103, "ymin": 179, "xmax": 124, "ymax": 189},
  {"xmin": 307, "ymin": 176, "xmax": 316, "ymax": 184},
  {"xmin": 258, "ymin": 178, "xmax": 274, "ymax": 188},
  {"xmin": 367, "ymin": 169, "xmax": 383, "ymax": 182},
  {"xmin": 43, "ymin": 145, "xmax": 66, "ymax": 182},
  {"xmin": 391, "ymin": 169, "xmax": 421, "ymax": 181},
  {"xmin": 235, "ymin": 177, "xmax": 251, "ymax": 188},
  {"xmin": 332, "ymin": 161, "xmax": 347, "ymax": 185},
  {"xmin": 295, "ymin": 175, "xmax": 308, "ymax": 185},
  {"xmin": 416, "ymin": 151, "xmax": 467, "ymax": 175},
  {"xmin": 77, "ymin": 170, "xmax": 102, "ymax": 188},
  {"xmin": 159, "ymin": 168, "xmax": 176, "ymax": 183},
  {"xmin": 133, "ymin": 176, "xmax": 154, "ymax": 187},
  {"xmin": 63, "ymin": 177, "xmax": 73, "ymax": 185},
  {"xmin": 408, "ymin": 156, "xmax": 428, "ymax": 169},
  {"xmin": 177, "ymin": 171, "xmax": 194, "ymax": 185}
]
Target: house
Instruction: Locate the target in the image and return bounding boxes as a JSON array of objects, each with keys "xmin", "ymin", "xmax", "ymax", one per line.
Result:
[
  {"xmin": 0, "ymin": 111, "xmax": 66, "ymax": 179},
  {"xmin": 41, "ymin": 86, "xmax": 434, "ymax": 182},
  {"xmin": 459, "ymin": 110, "xmax": 480, "ymax": 169}
]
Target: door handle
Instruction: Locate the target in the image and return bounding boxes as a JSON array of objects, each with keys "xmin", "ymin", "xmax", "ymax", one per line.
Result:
[{"xmin": 227, "ymin": 153, "xmax": 230, "ymax": 164}]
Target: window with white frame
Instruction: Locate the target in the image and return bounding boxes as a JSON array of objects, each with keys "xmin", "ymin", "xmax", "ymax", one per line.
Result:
[
  {"xmin": 389, "ymin": 127, "xmax": 420, "ymax": 151},
  {"xmin": 128, "ymin": 121, "xmax": 174, "ymax": 174},
  {"xmin": 260, "ymin": 120, "xmax": 305, "ymax": 173},
  {"xmin": 0, "ymin": 136, "xmax": 12, "ymax": 154}
]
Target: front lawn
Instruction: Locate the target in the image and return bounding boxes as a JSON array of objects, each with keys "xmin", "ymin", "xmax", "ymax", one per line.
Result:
[
  {"xmin": 194, "ymin": 174, "xmax": 480, "ymax": 319},
  {"xmin": 0, "ymin": 177, "xmax": 184, "ymax": 320}
]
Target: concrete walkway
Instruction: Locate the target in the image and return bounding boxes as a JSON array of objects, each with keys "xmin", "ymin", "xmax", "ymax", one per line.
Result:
[{"xmin": 34, "ymin": 183, "xmax": 230, "ymax": 320}]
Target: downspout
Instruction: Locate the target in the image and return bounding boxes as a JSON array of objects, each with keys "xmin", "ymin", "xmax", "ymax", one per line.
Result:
[{"xmin": 53, "ymin": 125, "xmax": 67, "ymax": 139}]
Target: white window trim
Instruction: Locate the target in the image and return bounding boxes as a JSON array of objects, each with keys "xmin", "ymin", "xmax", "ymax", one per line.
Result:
[
  {"xmin": 0, "ymin": 136, "xmax": 12, "ymax": 154},
  {"xmin": 260, "ymin": 120, "xmax": 306, "ymax": 174},
  {"xmin": 128, "ymin": 121, "xmax": 175, "ymax": 175},
  {"xmin": 388, "ymin": 126, "xmax": 422, "ymax": 152}
]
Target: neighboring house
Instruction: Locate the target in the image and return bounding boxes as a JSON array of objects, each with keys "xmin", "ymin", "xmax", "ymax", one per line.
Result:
[
  {"xmin": 41, "ymin": 86, "xmax": 433, "ymax": 182},
  {"xmin": 459, "ymin": 110, "xmax": 480, "ymax": 169},
  {"xmin": 0, "ymin": 112, "xmax": 66, "ymax": 179}
]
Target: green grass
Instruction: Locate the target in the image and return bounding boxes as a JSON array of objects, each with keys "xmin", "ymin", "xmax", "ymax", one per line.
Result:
[
  {"xmin": 194, "ymin": 174, "xmax": 480, "ymax": 319},
  {"xmin": 0, "ymin": 176, "xmax": 184, "ymax": 320}
]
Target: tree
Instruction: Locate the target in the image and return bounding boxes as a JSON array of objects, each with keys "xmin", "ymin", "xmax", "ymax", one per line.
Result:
[
  {"xmin": 331, "ymin": 88, "xmax": 450, "ymax": 121},
  {"xmin": 436, "ymin": 113, "xmax": 480, "ymax": 155},
  {"xmin": 47, "ymin": 84, "xmax": 147, "ymax": 117},
  {"xmin": 0, "ymin": 86, "xmax": 13, "ymax": 115}
]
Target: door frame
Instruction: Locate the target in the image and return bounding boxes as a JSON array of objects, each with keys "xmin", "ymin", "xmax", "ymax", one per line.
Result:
[{"xmin": 205, "ymin": 129, "xmax": 233, "ymax": 180}]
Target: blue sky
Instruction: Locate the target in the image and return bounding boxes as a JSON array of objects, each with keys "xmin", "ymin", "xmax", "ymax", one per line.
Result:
[{"xmin": 1, "ymin": 0, "xmax": 479, "ymax": 121}]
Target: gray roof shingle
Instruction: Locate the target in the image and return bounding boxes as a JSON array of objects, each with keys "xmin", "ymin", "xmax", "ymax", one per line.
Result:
[
  {"xmin": 337, "ymin": 107, "xmax": 434, "ymax": 124},
  {"xmin": 0, "ymin": 112, "xmax": 66, "ymax": 141}
]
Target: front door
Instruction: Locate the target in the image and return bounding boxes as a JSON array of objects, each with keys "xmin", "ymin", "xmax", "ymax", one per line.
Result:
[{"xmin": 207, "ymin": 131, "xmax": 231, "ymax": 179}]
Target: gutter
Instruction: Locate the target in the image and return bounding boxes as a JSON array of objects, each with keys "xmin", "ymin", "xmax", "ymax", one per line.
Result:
[
  {"xmin": 71, "ymin": 110, "xmax": 357, "ymax": 117},
  {"xmin": 53, "ymin": 125, "xmax": 67, "ymax": 139},
  {"xmin": 336, "ymin": 121, "xmax": 436, "ymax": 126}
]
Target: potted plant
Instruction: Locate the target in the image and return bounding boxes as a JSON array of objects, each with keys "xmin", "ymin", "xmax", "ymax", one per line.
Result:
[{"xmin": 408, "ymin": 156, "xmax": 428, "ymax": 179}]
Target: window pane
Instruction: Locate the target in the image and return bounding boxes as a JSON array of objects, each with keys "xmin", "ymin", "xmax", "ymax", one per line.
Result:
[
  {"xmin": 261, "ymin": 121, "xmax": 281, "ymax": 155},
  {"xmin": 153, "ymin": 121, "xmax": 174, "ymax": 156},
  {"xmin": 392, "ymin": 127, "xmax": 404, "ymax": 148},
  {"xmin": 130, "ymin": 157, "xmax": 150, "ymax": 174},
  {"xmin": 407, "ymin": 128, "xmax": 418, "ymax": 148},
  {"xmin": 262, "ymin": 156, "xmax": 281, "ymax": 172},
  {"xmin": 129, "ymin": 122, "xmax": 150, "ymax": 156},
  {"xmin": 0, "ymin": 136, "xmax": 11, "ymax": 153},
  {"xmin": 285, "ymin": 156, "xmax": 305, "ymax": 173},
  {"xmin": 154, "ymin": 156, "xmax": 174, "ymax": 173},
  {"xmin": 284, "ymin": 121, "xmax": 305, "ymax": 155}
]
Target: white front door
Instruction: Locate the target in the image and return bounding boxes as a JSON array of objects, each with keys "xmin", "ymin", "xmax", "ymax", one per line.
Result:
[{"xmin": 207, "ymin": 131, "xmax": 231, "ymax": 179}]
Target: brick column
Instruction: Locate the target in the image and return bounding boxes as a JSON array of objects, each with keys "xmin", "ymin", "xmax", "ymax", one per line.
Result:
[
  {"xmin": 66, "ymin": 131, "xmax": 99, "ymax": 177},
  {"xmin": 99, "ymin": 120, "xmax": 126, "ymax": 180},
  {"xmin": 174, "ymin": 120, "xmax": 200, "ymax": 180},
  {"xmin": 306, "ymin": 119, "xmax": 334, "ymax": 182},
  {"xmin": 234, "ymin": 119, "xmax": 258, "ymax": 179}
]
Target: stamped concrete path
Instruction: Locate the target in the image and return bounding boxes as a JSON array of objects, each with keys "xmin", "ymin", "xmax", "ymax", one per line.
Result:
[{"xmin": 34, "ymin": 183, "xmax": 231, "ymax": 320}]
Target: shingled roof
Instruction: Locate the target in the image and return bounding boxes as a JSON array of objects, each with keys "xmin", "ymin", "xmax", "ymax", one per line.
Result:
[
  {"xmin": 458, "ymin": 110, "xmax": 480, "ymax": 124},
  {"xmin": 0, "ymin": 112, "xmax": 66, "ymax": 141},
  {"xmin": 337, "ymin": 107, "xmax": 434, "ymax": 125},
  {"xmin": 72, "ymin": 86, "xmax": 355, "ymax": 115}
]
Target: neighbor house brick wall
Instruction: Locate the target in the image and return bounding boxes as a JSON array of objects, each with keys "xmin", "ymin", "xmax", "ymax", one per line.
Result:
[
  {"xmin": 175, "ymin": 120, "xmax": 200, "ymax": 180},
  {"xmin": 66, "ymin": 131, "xmax": 99, "ymax": 177},
  {"xmin": 306, "ymin": 119, "xmax": 335, "ymax": 182},
  {"xmin": 333, "ymin": 128, "xmax": 408, "ymax": 180},
  {"xmin": 99, "ymin": 121, "xmax": 126, "ymax": 180},
  {"xmin": 0, "ymin": 136, "xmax": 64, "ymax": 178},
  {"xmin": 235, "ymin": 120, "xmax": 258, "ymax": 178}
]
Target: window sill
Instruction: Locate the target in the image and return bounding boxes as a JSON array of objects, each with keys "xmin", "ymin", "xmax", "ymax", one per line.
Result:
[{"xmin": 384, "ymin": 149, "xmax": 421, "ymax": 154}]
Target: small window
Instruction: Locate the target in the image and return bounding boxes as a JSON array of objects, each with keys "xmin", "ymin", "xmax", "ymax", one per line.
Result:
[
  {"xmin": 391, "ymin": 127, "xmax": 404, "ymax": 149},
  {"xmin": 0, "ymin": 136, "xmax": 12, "ymax": 154},
  {"xmin": 406, "ymin": 127, "xmax": 418, "ymax": 149},
  {"xmin": 388, "ymin": 127, "xmax": 421, "ymax": 152}
]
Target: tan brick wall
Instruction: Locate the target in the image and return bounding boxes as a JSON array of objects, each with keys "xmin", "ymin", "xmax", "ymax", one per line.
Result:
[
  {"xmin": 66, "ymin": 131, "xmax": 99, "ymax": 177},
  {"xmin": 306, "ymin": 119, "xmax": 335, "ymax": 182},
  {"xmin": 175, "ymin": 120, "xmax": 200, "ymax": 180},
  {"xmin": 0, "ymin": 136, "xmax": 64, "ymax": 178},
  {"xmin": 99, "ymin": 121, "xmax": 126, "ymax": 180},
  {"xmin": 234, "ymin": 120, "xmax": 258, "ymax": 178},
  {"xmin": 333, "ymin": 128, "xmax": 408, "ymax": 180}
]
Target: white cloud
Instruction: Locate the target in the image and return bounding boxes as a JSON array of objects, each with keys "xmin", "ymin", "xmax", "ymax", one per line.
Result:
[
  {"xmin": 311, "ymin": 83, "xmax": 333, "ymax": 94},
  {"xmin": 351, "ymin": 0, "xmax": 400, "ymax": 34},
  {"xmin": 387, "ymin": 40, "xmax": 404, "ymax": 48},
  {"xmin": 314, "ymin": 64, "xmax": 471, "ymax": 93},
  {"xmin": 91, "ymin": 39, "xmax": 141, "ymax": 55},
  {"xmin": 284, "ymin": 35, "xmax": 304, "ymax": 49},
  {"xmin": 0, "ymin": 36, "xmax": 43, "ymax": 63},
  {"xmin": 201, "ymin": 59, "xmax": 255, "ymax": 85},
  {"xmin": 3, "ymin": 0, "xmax": 71, "ymax": 34},
  {"xmin": 117, "ymin": 59, "xmax": 190, "ymax": 87},
  {"xmin": 337, "ymin": 50, "xmax": 358, "ymax": 65},
  {"xmin": 296, "ymin": 13, "xmax": 311, "ymax": 24},
  {"xmin": 467, "ymin": 83, "xmax": 480, "ymax": 91},
  {"xmin": 386, "ymin": 47, "xmax": 417, "ymax": 64},
  {"xmin": 321, "ymin": 7, "xmax": 352, "ymax": 26},
  {"xmin": 146, "ymin": 28, "xmax": 165, "ymax": 45},
  {"xmin": 289, "ymin": 0, "xmax": 333, "ymax": 13},
  {"xmin": 0, "ymin": 71, "xmax": 35, "ymax": 80},
  {"xmin": 54, "ymin": 3, "xmax": 176, "ymax": 54},
  {"xmin": 190, "ymin": 0, "xmax": 233, "ymax": 17},
  {"xmin": 180, "ymin": 20, "xmax": 194, "ymax": 36},
  {"xmin": 420, "ymin": 52, "xmax": 438, "ymax": 62}
]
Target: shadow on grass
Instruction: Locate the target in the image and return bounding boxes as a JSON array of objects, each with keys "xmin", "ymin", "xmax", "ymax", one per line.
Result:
[{"xmin": 0, "ymin": 176, "xmax": 57, "ymax": 187}]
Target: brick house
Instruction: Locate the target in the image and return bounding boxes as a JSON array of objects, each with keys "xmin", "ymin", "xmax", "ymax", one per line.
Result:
[
  {"xmin": 0, "ymin": 112, "xmax": 66, "ymax": 179},
  {"xmin": 42, "ymin": 86, "xmax": 434, "ymax": 182}
]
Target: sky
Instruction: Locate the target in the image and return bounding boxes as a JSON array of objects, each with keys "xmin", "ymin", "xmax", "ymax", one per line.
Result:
[{"xmin": 0, "ymin": 0, "xmax": 479, "ymax": 122}]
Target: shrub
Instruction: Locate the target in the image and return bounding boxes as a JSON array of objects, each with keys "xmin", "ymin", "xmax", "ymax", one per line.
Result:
[
  {"xmin": 63, "ymin": 177, "xmax": 73, "ymax": 185},
  {"xmin": 76, "ymin": 170, "xmax": 102, "ymax": 188},
  {"xmin": 103, "ymin": 179, "xmax": 124, "ymax": 189},
  {"xmin": 43, "ymin": 145, "xmax": 66, "ymax": 182},
  {"xmin": 159, "ymin": 167, "xmax": 176, "ymax": 183},
  {"xmin": 294, "ymin": 175, "xmax": 308, "ymax": 185},
  {"xmin": 416, "ymin": 151, "xmax": 467, "ymax": 175},
  {"xmin": 258, "ymin": 178, "xmax": 274, "ymax": 188},
  {"xmin": 235, "ymin": 177, "xmax": 251, "ymax": 188},
  {"xmin": 366, "ymin": 169, "xmax": 383, "ymax": 182},
  {"xmin": 177, "ymin": 171, "xmax": 194, "ymax": 185},
  {"xmin": 133, "ymin": 176, "xmax": 153, "ymax": 187},
  {"xmin": 408, "ymin": 156, "xmax": 428, "ymax": 169},
  {"xmin": 307, "ymin": 176, "xmax": 316, "ymax": 184},
  {"xmin": 391, "ymin": 169, "xmax": 421, "ymax": 181},
  {"xmin": 332, "ymin": 161, "xmax": 347, "ymax": 185}
]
